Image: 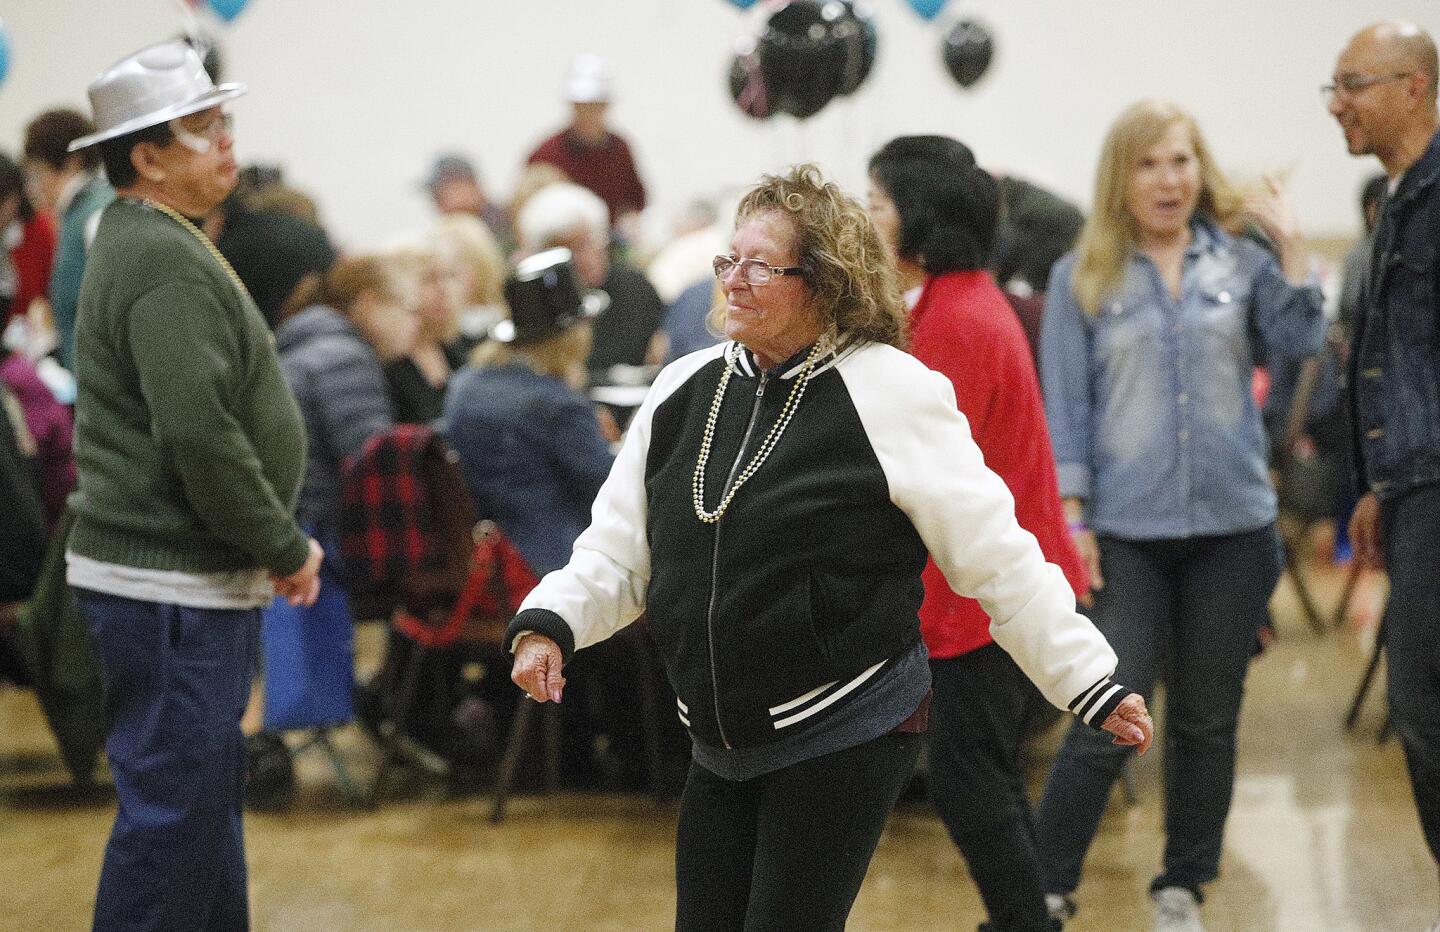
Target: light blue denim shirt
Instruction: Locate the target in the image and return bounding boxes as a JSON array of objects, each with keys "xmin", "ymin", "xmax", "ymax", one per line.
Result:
[{"xmin": 1041, "ymin": 219, "xmax": 1325, "ymax": 540}]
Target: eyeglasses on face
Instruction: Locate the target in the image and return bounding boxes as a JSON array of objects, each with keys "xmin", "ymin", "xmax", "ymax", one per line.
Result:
[
  {"xmin": 712, "ymin": 254, "xmax": 804, "ymax": 286},
  {"xmin": 169, "ymin": 109, "xmax": 234, "ymax": 154},
  {"xmin": 1320, "ymin": 71, "xmax": 1414, "ymax": 102}
]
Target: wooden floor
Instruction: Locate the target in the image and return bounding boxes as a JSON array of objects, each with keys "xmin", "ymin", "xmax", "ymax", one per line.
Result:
[{"xmin": 2, "ymin": 556, "xmax": 1437, "ymax": 931}]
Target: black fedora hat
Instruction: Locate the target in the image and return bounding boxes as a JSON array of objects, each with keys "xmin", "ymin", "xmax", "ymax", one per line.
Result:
[{"xmin": 493, "ymin": 247, "xmax": 609, "ymax": 345}]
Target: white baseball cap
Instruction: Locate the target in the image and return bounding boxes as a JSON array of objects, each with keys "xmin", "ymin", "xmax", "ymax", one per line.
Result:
[{"xmin": 564, "ymin": 53, "xmax": 613, "ymax": 103}]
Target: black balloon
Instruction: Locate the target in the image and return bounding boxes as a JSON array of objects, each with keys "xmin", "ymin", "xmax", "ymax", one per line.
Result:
[
  {"xmin": 941, "ymin": 19, "xmax": 994, "ymax": 89},
  {"xmin": 831, "ymin": 1, "xmax": 878, "ymax": 97},
  {"xmin": 728, "ymin": 52, "xmax": 772, "ymax": 120},
  {"xmin": 757, "ymin": 0, "xmax": 847, "ymax": 119}
]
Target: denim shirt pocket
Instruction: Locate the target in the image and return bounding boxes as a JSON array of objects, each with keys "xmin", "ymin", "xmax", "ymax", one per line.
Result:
[
  {"xmin": 1196, "ymin": 275, "xmax": 1250, "ymax": 325},
  {"xmin": 1382, "ymin": 238, "xmax": 1438, "ymax": 346},
  {"xmin": 1188, "ymin": 244, "xmax": 1252, "ymax": 350},
  {"xmin": 1093, "ymin": 285, "xmax": 1160, "ymax": 365}
]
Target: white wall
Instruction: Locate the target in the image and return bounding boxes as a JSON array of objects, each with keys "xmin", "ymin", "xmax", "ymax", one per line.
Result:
[{"xmin": 0, "ymin": 0, "xmax": 1433, "ymax": 250}]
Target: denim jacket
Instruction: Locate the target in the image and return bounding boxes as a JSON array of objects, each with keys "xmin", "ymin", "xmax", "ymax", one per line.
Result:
[
  {"xmin": 441, "ymin": 362, "xmax": 613, "ymax": 575},
  {"xmin": 1351, "ymin": 129, "xmax": 1440, "ymax": 502},
  {"xmin": 1042, "ymin": 219, "xmax": 1325, "ymax": 540}
]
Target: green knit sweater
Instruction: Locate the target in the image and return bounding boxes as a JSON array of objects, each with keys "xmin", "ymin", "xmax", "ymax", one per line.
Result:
[{"xmin": 68, "ymin": 198, "xmax": 310, "ymax": 577}]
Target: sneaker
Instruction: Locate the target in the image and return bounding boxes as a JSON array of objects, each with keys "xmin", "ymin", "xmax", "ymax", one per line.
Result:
[
  {"xmin": 1152, "ymin": 886, "xmax": 1205, "ymax": 932},
  {"xmin": 1045, "ymin": 892, "xmax": 1076, "ymax": 921}
]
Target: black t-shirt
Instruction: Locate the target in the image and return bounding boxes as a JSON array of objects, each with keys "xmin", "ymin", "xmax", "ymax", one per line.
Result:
[
  {"xmin": 384, "ymin": 342, "xmax": 468, "ymax": 425},
  {"xmin": 587, "ymin": 263, "xmax": 666, "ymax": 377}
]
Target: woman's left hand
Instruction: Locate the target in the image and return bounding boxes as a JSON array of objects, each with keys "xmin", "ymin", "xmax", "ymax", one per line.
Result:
[
  {"xmin": 1101, "ymin": 692, "xmax": 1154, "ymax": 754},
  {"xmin": 1240, "ymin": 174, "xmax": 1302, "ymax": 247}
]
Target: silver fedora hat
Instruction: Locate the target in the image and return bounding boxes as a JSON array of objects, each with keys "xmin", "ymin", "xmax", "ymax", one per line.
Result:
[{"xmin": 69, "ymin": 40, "xmax": 246, "ymax": 151}]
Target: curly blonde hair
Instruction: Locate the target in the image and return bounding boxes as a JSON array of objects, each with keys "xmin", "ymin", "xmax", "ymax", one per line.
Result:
[{"xmin": 711, "ymin": 164, "xmax": 907, "ymax": 349}]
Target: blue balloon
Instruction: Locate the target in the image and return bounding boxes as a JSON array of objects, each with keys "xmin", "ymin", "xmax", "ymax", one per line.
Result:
[
  {"xmin": 208, "ymin": 0, "xmax": 250, "ymax": 23},
  {"xmin": 906, "ymin": 0, "xmax": 946, "ymax": 20},
  {"xmin": 0, "ymin": 21, "xmax": 11, "ymax": 88},
  {"xmin": 727, "ymin": 0, "xmax": 761, "ymax": 7}
]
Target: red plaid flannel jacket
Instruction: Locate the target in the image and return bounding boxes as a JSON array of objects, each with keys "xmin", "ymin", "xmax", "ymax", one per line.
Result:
[{"xmin": 340, "ymin": 424, "xmax": 450, "ymax": 600}]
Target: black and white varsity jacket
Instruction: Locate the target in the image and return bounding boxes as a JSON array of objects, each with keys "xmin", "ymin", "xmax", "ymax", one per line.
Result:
[{"xmin": 506, "ymin": 338, "xmax": 1130, "ymax": 750}]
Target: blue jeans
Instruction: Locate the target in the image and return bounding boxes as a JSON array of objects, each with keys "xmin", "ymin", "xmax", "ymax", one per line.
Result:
[
  {"xmin": 1382, "ymin": 483, "xmax": 1440, "ymax": 865},
  {"xmin": 1034, "ymin": 525, "xmax": 1281, "ymax": 896},
  {"xmin": 79, "ymin": 591, "xmax": 260, "ymax": 932}
]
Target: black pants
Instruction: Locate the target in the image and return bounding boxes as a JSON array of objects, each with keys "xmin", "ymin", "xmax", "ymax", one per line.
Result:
[
  {"xmin": 674, "ymin": 731, "xmax": 921, "ymax": 932},
  {"xmin": 1382, "ymin": 484, "xmax": 1440, "ymax": 865},
  {"xmin": 928, "ymin": 645, "xmax": 1056, "ymax": 932}
]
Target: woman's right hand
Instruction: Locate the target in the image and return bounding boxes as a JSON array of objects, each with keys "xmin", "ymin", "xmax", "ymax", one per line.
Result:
[
  {"xmin": 511, "ymin": 633, "xmax": 566, "ymax": 703},
  {"xmin": 1073, "ymin": 527, "xmax": 1105, "ymax": 594}
]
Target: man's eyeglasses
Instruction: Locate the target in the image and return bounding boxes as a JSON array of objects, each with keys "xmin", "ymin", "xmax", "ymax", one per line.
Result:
[
  {"xmin": 169, "ymin": 110, "xmax": 234, "ymax": 154},
  {"xmin": 1321, "ymin": 72, "xmax": 1414, "ymax": 103},
  {"xmin": 713, "ymin": 255, "xmax": 804, "ymax": 286}
]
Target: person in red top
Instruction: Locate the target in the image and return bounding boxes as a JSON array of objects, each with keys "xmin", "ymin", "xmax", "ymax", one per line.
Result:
[
  {"xmin": 0, "ymin": 153, "xmax": 57, "ymax": 328},
  {"xmin": 869, "ymin": 135, "xmax": 1088, "ymax": 932},
  {"xmin": 525, "ymin": 54, "xmax": 647, "ymax": 235}
]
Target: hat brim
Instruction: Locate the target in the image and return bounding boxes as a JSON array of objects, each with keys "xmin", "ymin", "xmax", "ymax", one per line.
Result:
[
  {"xmin": 68, "ymin": 82, "xmax": 248, "ymax": 152},
  {"xmin": 490, "ymin": 290, "xmax": 611, "ymax": 345}
]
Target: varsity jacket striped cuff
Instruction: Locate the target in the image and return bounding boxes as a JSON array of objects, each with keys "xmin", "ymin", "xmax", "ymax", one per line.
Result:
[
  {"xmin": 1069, "ymin": 676, "xmax": 1128, "ymax": 730},
  {"xmin": 505, "ymin": 609, "xmax": 576, "ymax": 663}
]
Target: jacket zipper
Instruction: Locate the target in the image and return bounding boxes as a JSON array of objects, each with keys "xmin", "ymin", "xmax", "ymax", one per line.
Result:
[{"xmin": 704, "ymin": 369, "xmax": 768, "ymax": 749}]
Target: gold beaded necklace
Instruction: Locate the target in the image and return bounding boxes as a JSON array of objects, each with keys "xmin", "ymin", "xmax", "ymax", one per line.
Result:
[
  {"xmin": 133, "ymin": 197, "xmax": 253, "ymax": 302},
  {"xmin": 691, "ymin": 339, "xmax": 828, "ymax": 524}
]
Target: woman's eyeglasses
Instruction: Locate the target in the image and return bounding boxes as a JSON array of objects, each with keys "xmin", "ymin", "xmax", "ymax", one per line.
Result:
[{"xmin": 713, "ymin": 255, "xmax": 804, "ymax": 286}]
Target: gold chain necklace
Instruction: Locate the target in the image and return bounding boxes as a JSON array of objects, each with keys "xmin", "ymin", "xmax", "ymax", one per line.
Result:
[
  {"xmin": 135, "ymin": 198, "xmax": 253, "ymax": 302},
  {"xmin": 691, "ymin": 340, "xmax": 827, "ymax": 524}
]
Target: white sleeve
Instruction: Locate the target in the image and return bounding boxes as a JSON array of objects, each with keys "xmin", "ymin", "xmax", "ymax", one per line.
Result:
[
  {"xmin": 514, "ymin": 345, "xmax": 723, "ymax": 654},
  {"xmin": 842, "ymin": 345, "xmax": 1123, "ymax": 722}
]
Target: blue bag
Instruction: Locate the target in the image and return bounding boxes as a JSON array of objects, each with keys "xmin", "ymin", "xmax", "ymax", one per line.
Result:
[{"xmin": 261, "ymin": 563, "xmax": 355, "ymax": 731}]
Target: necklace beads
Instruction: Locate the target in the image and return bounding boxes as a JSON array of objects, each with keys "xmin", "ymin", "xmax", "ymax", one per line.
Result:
[
  {"xmin": 136, "ymin": 198, "xmax": 253, "ymax": 302},
  {"xmin": 692, "ymin": 340, "xmax": 827, "ymax": 524}
]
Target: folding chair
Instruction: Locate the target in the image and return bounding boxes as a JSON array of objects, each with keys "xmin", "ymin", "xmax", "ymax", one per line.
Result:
[{"xmin": 345, "ymin": 426, "xmax": 665, "ymax": 819}]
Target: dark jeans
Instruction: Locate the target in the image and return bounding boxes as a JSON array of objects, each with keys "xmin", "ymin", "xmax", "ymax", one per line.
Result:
[
  {"xmin": 674, "ymin": 731, "xmax": 921, "ymax": 932},
  {"xmin": 1382, "ymin": 483, "xmax": 1440, "ymax": 865},
  {"xmin": 1035, "ymin": 525, "xmax": 1281, "ymax": 896},
  {"xmin": 928, "ymin": 646, "xmax": 1056, "ymax": 932},
  {"xmin": 79, "ymin": 591, "xmax": 260, "ymax": 932}
]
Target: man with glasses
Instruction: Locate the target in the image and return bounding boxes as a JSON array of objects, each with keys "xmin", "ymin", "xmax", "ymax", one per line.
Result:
[
  {"xmin": 65, "ymin": 41, "xmax": 322, "ymax": 931},
  {"xmin": 1329, "ymin": 22, "xmax": 1440, "ymax": 929}
]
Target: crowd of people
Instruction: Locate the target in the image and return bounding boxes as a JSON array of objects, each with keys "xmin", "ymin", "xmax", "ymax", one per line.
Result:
[{"xmin": 0, "ymin": 17, "xmax": 1435, "ymax": 932}]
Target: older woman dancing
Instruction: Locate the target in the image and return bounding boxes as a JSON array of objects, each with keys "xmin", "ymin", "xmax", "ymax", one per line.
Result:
[{"xmin": 508, "ymin": 165, "xmax": 1152, "ymax": 932}]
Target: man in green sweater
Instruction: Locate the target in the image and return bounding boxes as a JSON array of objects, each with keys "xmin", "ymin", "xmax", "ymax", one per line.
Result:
[{"xmin": 65, "ymin": 41, "xmax": 322, "ymax": 932}]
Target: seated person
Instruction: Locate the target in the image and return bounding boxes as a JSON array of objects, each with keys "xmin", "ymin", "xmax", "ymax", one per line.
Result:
[
  {"xmin": 383, "ymin": 240, "xmax": 465, "ymax": 424},
  {"xmin": 514, "ymin": 183, "xmax": 666, "ymax": 384},
  {"xmin": 276, "ymin": 255, "xmax": 407, "ymax": 540},
  {"xmin": 442, "ymin": 249, "xmax": 613, "ymax": 576}
]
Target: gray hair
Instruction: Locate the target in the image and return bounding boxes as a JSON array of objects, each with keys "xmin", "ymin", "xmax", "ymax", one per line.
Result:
[{"xmin": 516, "ymin": 182, "xmax": 609, "ymax": 252}]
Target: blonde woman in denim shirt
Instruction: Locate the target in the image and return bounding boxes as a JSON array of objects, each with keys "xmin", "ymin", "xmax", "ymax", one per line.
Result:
[{"xmin": 1035, "ymin": 100, "xmax": 1325, "ymax": 931}]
